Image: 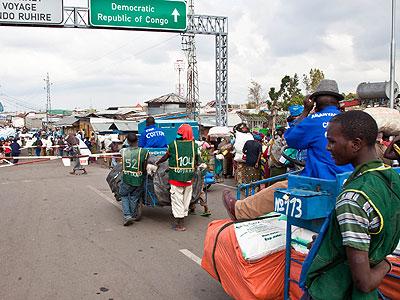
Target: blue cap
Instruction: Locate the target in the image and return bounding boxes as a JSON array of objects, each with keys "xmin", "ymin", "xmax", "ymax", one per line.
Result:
[
  {"xmin": 289, "ymin": 105, "xmax": 304, "ymax": 117},
  {"xmin": 254, "ymin": 134, "xmax": 262, "ymax": 141}
]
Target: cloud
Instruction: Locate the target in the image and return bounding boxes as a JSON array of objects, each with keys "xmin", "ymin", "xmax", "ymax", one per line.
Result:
[{"xmin": 0, "ymin": 0, "xmax": 399, "ymax": 111}]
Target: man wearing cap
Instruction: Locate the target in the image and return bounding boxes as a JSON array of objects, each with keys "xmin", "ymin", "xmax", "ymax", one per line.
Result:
[
  {"xmin": 156, "ymin": 124, "xmax": 201, "ymax": 231},
  {"xmin": 284, "ymin": 79, "xmax": 354, "ymax": 179},
  {"xmin": 278, "ymin": 105, "xmax": 308, "ymax": 171},
  {"xmin": 287, "ymin": 104, "xmax": 304, "ymax": 127},
  {"xmin": 139, "ymin": 117, "xmax": 167, "ymax": 149},
  {"xmin": 223, "ymin": 80, "xmax": 353, "ymax": 220},
  {"xmin": 109, "ymin": 138, "xmax": 122, "ymax": 168}
]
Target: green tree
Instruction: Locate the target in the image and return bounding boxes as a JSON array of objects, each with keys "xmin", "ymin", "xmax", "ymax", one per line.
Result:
[
  {"xmin": 267, "ymin": 74, "xmax": 304, "ymax": 111},
  {"xmin": 247, "ymin": 80, "xmax": 265, "ymax": 108},
  {"xmin": 281, "ymin": 73, "xmax": 304, "ymax": 110},
  {"xmin": 343, "ymin": 92, "xmax": 357, "ymax": 100},
  {"xmin": 267, "ymin": 86, "xmax": 281, "ymax": 132},
  {"xmin": 246, "ymin": 101, "xmax": 257, "ymax": 109},
  {"xmin": 303, "ymin": 68, "xmax": 325, "ymax": 94},
  {"xmin": 266, "ymin": 74, "xmax": 305, "ymax": 131},
  {"xmin": 268, "ymin": 86, "xmax": 281, "ymax": 110}
]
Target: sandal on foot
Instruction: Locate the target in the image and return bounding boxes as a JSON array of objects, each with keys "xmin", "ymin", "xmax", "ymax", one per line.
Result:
[
  {"xmin": 174, "ymin": 225, "xmax": 186, "ymax": 231},
  {"xmin": 200, "ymin": 211, "xmax": 211, "ymax": 217}
]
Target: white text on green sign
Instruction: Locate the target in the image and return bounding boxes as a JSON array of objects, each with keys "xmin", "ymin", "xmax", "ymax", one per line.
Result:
[{"xmin": 89, "ymin": 0, "xmax": 187, "ymax": 31}]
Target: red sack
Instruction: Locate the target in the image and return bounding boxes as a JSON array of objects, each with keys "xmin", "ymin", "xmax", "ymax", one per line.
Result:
[
  {"xmin": 202, "ymin": 219, "xmax": 400, "ymax": 300},
  {"xmin": 201, "ymin": 219, "xmax": 285, "ymax": 300}
]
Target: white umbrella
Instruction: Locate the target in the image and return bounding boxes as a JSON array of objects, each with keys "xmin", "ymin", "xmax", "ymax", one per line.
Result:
[
  {"xmin": 208, "ymin": 126, "xmax": 232, "ymax": 138},
  {"xmin": 0, "ymin": 127, "xmax": 16, "ymax": 139}
]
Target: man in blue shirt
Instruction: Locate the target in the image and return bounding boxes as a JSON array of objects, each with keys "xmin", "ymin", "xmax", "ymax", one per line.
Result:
[
  {"xmin": 138, "ymin": 117, "xmax": 167, "ymax": 148},
  {"xmin": 223, "ymin": 79, "xmax": 354, "ymax": 220},
  {"xmin": 284, "ymin": 81, "xmax": 353, "ymax": 179}
]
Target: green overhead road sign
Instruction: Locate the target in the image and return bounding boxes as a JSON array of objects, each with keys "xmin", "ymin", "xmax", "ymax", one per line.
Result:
[{"xmin": 89, "ymin": 0, "xmax": 187, "ymax": 31}]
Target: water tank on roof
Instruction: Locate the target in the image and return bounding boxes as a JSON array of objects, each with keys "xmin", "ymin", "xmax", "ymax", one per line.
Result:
[{"xmin": 356, "ymin": 81, "xmax": 399, "ymax": 100}]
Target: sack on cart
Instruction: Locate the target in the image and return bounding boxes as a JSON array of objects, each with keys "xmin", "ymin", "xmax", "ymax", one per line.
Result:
[
  {"xmin": 106, "ymin": 153, "xmax": 203, "ymax": 206},
  {"xmin": 146, "ymin": 155, "xmax": 203, "ymax": 206},
  {"xmin": 202, "ymin": 218, "xmax": 400, "ymax": 300},
  {"xmin": 106, "ymin": 163, "xmax": 122, "ymax": 201},
  {"xmin": 364, "ymin": 107, "xmax": 400, "ymax": 135},
  {"xmin": 202, "ymin": 218, "xmax": 286, "ymax": 300}
]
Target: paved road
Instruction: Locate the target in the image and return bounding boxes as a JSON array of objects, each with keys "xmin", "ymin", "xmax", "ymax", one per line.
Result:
[{"xmin": 0, "ymin": 161, "xmax": 234, "ymax": 300}]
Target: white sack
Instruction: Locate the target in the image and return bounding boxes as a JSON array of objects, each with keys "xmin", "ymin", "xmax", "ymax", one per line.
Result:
[
  {"xmin": 233, "ymin": 131, "xmax": 254, "ymax": 162},
  {"xmin": 234, "ymin": 216, "xmax": 286, "ymax": 261},
  {"xmin": 364, "ymin": 107, "xmax": 400, "ymax": 135},
  {"xmin": 234, "ymin": 215, "xmax": 316, "ymax": 261}
]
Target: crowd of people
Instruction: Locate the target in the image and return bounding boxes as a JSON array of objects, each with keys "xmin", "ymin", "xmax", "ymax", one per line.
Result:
[
  {"xmin": 1, "ymin": 79, "xmax": 400, "ymax": 298},
  {"xmin": 0, "ymin": 128, "xmax": 100, "ymax": 177},
  {"xmin": 219, "ymin": 79, "xmax": 400, "ymax": 300},
  {"xmin": 195, "ymin": 100, "xmax": 400, "ymax": 197},
  {"xmin": 0, "ymin": 126, "xmax": 117, "ymax": 166}
]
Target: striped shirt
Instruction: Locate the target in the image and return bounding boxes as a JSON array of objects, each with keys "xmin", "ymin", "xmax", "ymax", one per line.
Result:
[{"xmin": 335, "ymin": 191, "xmax": 380, "ymax": 252}]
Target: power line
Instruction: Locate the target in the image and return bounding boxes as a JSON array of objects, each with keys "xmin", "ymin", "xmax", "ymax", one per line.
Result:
[
  {"xmin": 0, "ymin": 96, "xmax": 41, "ymax": 111},
  {"xmin": 1, "ymin": 92, "xmax": 42, "ymax": 110},
  {"xmin": 55, "ymin": 32, "xmax": 148, "ymax": 78},
  {"xmin": 0, "ymin": 33, "xmax": 180, "ymax": 110},
  {"xmin": 54, "ymin": 34, "xmax": 180, "ymax": 88}
]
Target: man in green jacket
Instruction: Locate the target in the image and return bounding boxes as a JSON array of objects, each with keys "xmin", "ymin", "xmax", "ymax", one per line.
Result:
[
  {"xmin": 156, "ymin": 124, "xmax": 200, "ymax": 231},
  {"xmin": 119, "ymin": 132, "xmax": 149, "ymax": 226},
  {"xmin": 303, "ymin": 110, "xmax": 400, "ymax": 299}
]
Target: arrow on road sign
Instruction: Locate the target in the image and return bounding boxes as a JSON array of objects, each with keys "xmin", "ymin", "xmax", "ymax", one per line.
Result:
[{"xmin": 172, "ymin": 8, "xmax": 180, "ymax": 23}]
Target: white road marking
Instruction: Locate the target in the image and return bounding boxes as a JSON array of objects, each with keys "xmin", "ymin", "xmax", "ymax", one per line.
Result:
[
  {"xmin": 88, "ymin": 185, "xmax": 203, "ymax": 267},
  {"xmin": 179, "ymin": 249, "xmax": 202, "ymax": 266},
  {"xmin": 87, "ymin": 185, "xmax": 121, "ymax": 210},
  {"xmin": 0, "ymin": 179, "xmax": 32, "ymax": 185},
  {"xmin": 0, "ymin": 164, "xmax": 14, "ymax": 168},
  {"xmin": 215, "ymin": 183, "xmax": 237, "ymax": 190}
]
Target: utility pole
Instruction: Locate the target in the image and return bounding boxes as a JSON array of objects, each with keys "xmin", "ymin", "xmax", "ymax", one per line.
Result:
[
  {"xmin": 0, "ymin": 84, "xmax": 3, "ymax": 113},
  {"xmin": 44, "ymin": 73, "xmax": 52, "ymax": 127},
  {"xmin": 174, "ymin": 59, "xmax": 185, "ymax": 96},
  {"xmin": 389, "ymin": 0, "xmax": 396, "ymax": 109}
]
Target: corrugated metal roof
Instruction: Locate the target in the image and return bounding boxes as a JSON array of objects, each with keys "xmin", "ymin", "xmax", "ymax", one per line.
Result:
[
  {"xmin": 111, "ymin": 121, "xmax": 138, "ymax": 131},
  {"xmin": 96, "ymin": 107, "xmax": 141, "ymax": 116},
  {"xmin": 145, "ymin": 93, "xmax": 187, "ymax": 104},
  {"xmin": 236, "ymin": 112, "xmax": 269, "ymax": 122},
  {"xmin": 91, "ymin": 122, "xmax": 113, "ymax": 133},
  {"xmin": 199, "ymin": 111, "xmax": 242, "ymax": 127},
  {"xmin": 54, "ymin": 116, "xmax": 79, "ymax": 127}
]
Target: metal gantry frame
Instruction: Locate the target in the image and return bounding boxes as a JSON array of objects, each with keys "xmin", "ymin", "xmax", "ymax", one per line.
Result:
[
  {"xmin": 215, "ymin": 33, "xmax": 228, "ymax": 126},
  {"xmin": 61, "ymin": 6, "xmax": 228, "ymax": 126},
  {"xmin": 185, "ymin": 14, "xmax": 228, "ymax": 126},
  {"xmin": 181, "ymin": 0, "xmax": 199, "ymax": 120},
  {"xmin": 181, "ymin": 33, "xmax": 200, "ymax": 120}
]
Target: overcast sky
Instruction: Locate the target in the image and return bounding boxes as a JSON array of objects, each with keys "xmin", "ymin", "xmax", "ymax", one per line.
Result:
[{"xmin": 0, "ymin": 0, "xmax": 398, "ymax": 111}]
